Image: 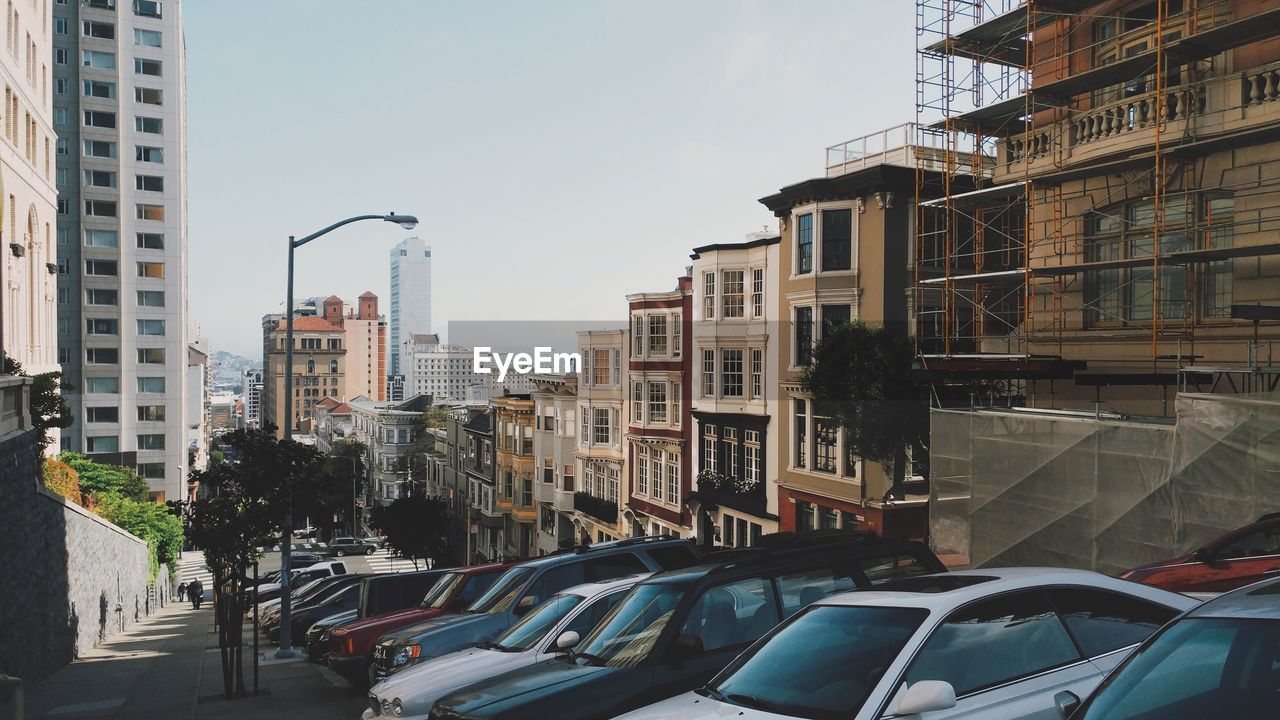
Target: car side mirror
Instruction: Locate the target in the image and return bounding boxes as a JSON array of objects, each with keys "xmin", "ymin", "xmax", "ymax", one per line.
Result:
[
  {"xmin": 671, "ymin": 634, "xmax": 703, "ymax": 661},
  {"xmin": 1055, "ymin": 691, "xmax": 1081, "ymax": 719},
  {"xmin": 555, "ymin": 631, "xmax": 580, "ymax": 650},
  {"xmin": 515, "ymin": 595, "xmax": 536, "ymax": 615},
  {"xmin": 893, "ymin": 681, "xmax": 957, "ymax": 716}
]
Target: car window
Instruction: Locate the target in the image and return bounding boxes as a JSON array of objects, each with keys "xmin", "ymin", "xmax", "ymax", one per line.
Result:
[
  {"xmin": 648, "ymin": 545, "xmax": 701, "ymax": 571},
  {"xmin": 577, "ymin": 583, "xmax": 686, "ymax": 667},
  {"xmin": 458, "ymin": 570, "xmax": 501, "ymax": 605},
  {"xmin": 678, "ymin": 577, "xmax": 780, "ymax": 653},
  {"xmin": 466, "ymin": 567, "xmax": 536, "ymax": 614},
  {"xmin": 494, "ymin": 594, "xmax": 586, "ymax": 652},
  {"xmin": 1051, "ymin": 588, "xmax": 1179, "ymax": 657},
  {"xmin": 563, "ymin": 588, "xmax": 630, "ymax": 638},
  {"xmin": 1216, "ymin": 526, "xmax": 1280, "ymax": 559},
  {"xmin": 857, "ymin": 553, "xmax": 931, "ymax": 586},
  {"xmin": 777, "ymin": 567, "xmax": 857, "ymax": 618},
  {"xmin": 589, "ymin": 553, "xmax": 649, "ymax": 581},
  {"xmin": 905, "ymin": 590, "xmax": 1080, "ymax": 697},
  {"xmin": 523, "ymin": 562, "xmax": 589, "ymax": 607}
]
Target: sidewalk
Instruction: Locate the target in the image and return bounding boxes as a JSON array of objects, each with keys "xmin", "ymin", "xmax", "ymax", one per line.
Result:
[{"xmin": 24, "ymin": 601, "xmax": 367, "ymax": 720}]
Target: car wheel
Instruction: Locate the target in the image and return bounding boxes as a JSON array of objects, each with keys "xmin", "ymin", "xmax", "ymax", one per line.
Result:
[{"xmin": 366, "ymin": 546, "xmax": 376, "ymax": 555}]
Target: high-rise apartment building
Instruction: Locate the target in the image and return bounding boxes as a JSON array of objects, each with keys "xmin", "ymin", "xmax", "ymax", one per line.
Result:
[
  {"xmin": 0, "ymin": 0, "xmax": 60, "ymax": 397},
  {"xmin": 242, "ymin": 367, "xmax": 262, "ymax": 427},
  {"xmin": 52, "ymin": 0, "xmax": 188, "ymax": 500},
  {"xmin": 388, "ymin": 236, "xmax": 431, "ymax": 378},
  {"xmin": 342, "ymin": 291, "xmax": 386, "ymax": 401}
]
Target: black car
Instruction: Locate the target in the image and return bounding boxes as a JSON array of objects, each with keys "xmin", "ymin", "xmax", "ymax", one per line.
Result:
[
  {"xmin": 263, "ymin": 573, "xmax": 367, "ymax": 640},
  {"xmin": 327, "ymin": 537, "xmax": 377, "ymax": 556},
  {"xmin": 427, "ymin": 533, "xmax": 946, "ymax": 720}
]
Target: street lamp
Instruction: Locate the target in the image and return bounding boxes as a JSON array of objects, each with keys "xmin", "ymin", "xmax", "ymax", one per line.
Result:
[{"xmin": 276, "ymin": 212, "xmax": 418, "ymax": 659}]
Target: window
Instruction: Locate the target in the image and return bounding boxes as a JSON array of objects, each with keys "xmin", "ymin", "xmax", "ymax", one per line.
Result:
[
  {"xmin": 84, "ymin": 169, "xmax": 116, "ymax": 187},
  {"xmin": 82, "ymin": 50, "xmax": 115, "ymax": 69},
  {"xmin": 85, "ymin": 259, "xmax": 117, "ymax": 276},
  {"xmin": 135, "ymin": 174, "xmax": 163, "ymax": 191},
  {"xmin": 83, "ymin": 109, "xmax": 115, "ymax": 128},
  {"xmin": 85, "ymin": 288, "xmax": 118, "ymax": 305},
  {"xmin": 749, "ymin": 349, "xmax": 763, "ymax": 398},
  {"xmin": 796, "ymin": 213, "xmax": 814, "ymax": 273},
  {"xmin": 85, "ymin": 406, "xmax": 119, "ymax": 423},
  {"xmin": 702, "ymin": 271, "xmax": 715, "ymax": 319},
  {"xmin": 85, "ymin": 199, "xmax": 117, "ymax": 217},
  {"xmin": 750, "ymin": 268, "xmax": 764, "ymax": 317},
  {"xmin": 703, "ymin": 424, "xmax": 718, "ymax": 472},
  {"xmin": 83, "ymin": 79, "xmax": 115, "ymax": 98},
  {"xmin": 136, "ymin": 290, "xmax": 164, "ymax": 306},
  {"xmin": 134, "ymin": 0, "xmax": 161, "ymax": 17},
  {"xmin": 701, "ymin": 349, "xmax": 714, "ymax": 397},
  {"xmin": 84, "ymin": 139, "xmax": 116, "ymax": 157},
  {"xmin": 85, "ymin": 377, "xmax": 120, "ymax": 394},
  {"xmin": 135, "ymin": 145, "xmax": 162, "ymax": 163},
  {"xmin": 136, "ymin": 261, "xmax": 164, "ymax": 278},
  {"xmin": 83, "ymin": 19, "xmax": 116, "ymax": 38},
  {"xmin": 54, "ymin": 18, "xmax": 67, "ymax": 35},
  {"xmin": 133, "ymin": 28, "xmax": 161, "ymax": 46},
  {"xmin": 86, "ymin": 347, "xmax": 119, "ymax": 364},
  {"xmin": 631, "ymin": 380, "xmax": 643, "ymax": 423},
  {"xmin": 592, "ymin": 347, "xmax": 611, "ymax": 386},
  {"xmin": 678, "ymin": 577, "xmax": 779, "ymax": 652},
  {"xmin": 137, "ymin": 433, "xmax": 165, "ymax": 450},
  {"xmin": 136, "ymin": 232, "xmax": 163, "ymax": 249},
  {"xmin": 647, "ymin": 381, "xmax": 667, "ymax": 423},
  {"xmin": 665, "ymin": 458, "xmax": 678, "ymax": 504},
  {"xmin": 136, "ymin": 204, "xmax": 164, "ymax": 221},
  {"xmin": 793, "ymin": 399, "xmax": 807, "ymax": 468},
  {"xmin": 822, "ymin": 304, "xmax": 851, "ymax": 338},
  {"xmin": 134, "ymin": 86, "xmax": 161, "ymax": 104},
  {"xmin": 744, "ymin": 430, "xmax": 760, "ymax": 488},
  {"xmin": 794, "ymin": 306, "xmax": 813, "ymax": 366},
  {"xmin": 724, "ymin": 427, "xmax": 738, "ymax": 478},
  {"xmin": 821, "ymin": 208, "xmax": 852, "ymax": 271},
  {"xmin": 632, "ymin": 315, "xmax": 644, "ymax": 357},
  {"xmin": 134, "ymin": 115, "xmax": 161, "ymax": 133},
  {"xmin": 647, "ymin": 315, "xmax": 667, "ymax": 355},
  {"xmin": 54, "ymin": 48, "xmax": 67, "ymax": 65},
  {"xmin": 722, "ymin": 270, "xmax": 744, "ymax": 318},
  {"xmin": 1201, "ymin": 195, "xmax": 1235, "ymax": 318},
  {"xmin": 905, "ymin": 590, "xmax": 1080, "ymax": 697},
  {"xmin": 136, "ymin": 319, "xmax": 164, "ymax": 336},
  {"xmin": 137, "ymin": 347, "xmax": 165, "ymax": 364},
  {"xmin": 84, "ymin": 229, "xmax": 118, "ymax": 247},
  {"xmin": 86, "ymin": 436, "xmax": 119, "ymax": 454},
  {"xmin": 1051, "ymin": 588, "xmax": 1178, "ymax": 658},
  {"xmin": 134, "ymin": 58, "xmax": 161, "ymax": 76},
  {"xmin": 814, "ymin": 411, "xmax": 837, "ymax": 474},
  {"xmin": 1084, "ymin": 196, "xmax": 1201, "ymax": 325},
  {"xmin": 636, "ymin": 446, "xmax": 649, "ymax": 496},
  {"xmin": 137, "ymin": 405, "xmax": 165, "ymax": 422},
  {"xmin": 776, "ymin": 566, "xmax": 857, "ymax": 618},
  {"xmin": 56, "ymin": 137, "xmax": 68, "ymax": 155},
  {"xmin": 137, "ymin": 377, "xmax": 164, "ymax": 393},
  {"xmin": 721, "ymin": 349, "xmax": 743, "ymax": 397},
  {"xmin": 592, "ymin": 407, "xmax": 610, "ymax": 445}
]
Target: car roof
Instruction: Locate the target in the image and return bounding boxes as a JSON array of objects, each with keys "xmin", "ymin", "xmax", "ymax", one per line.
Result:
[
  {"xmin": 558, "ymin": 573, "xmax": 653, "ymax": 599},
  {"xmin": 511, "ymin": 536, "xmax": 694, "ymax": 569},
  {"xmin": 1187, "ymin": 576, "xmax": 1280, "ymax": 620},
  {"xmin": 819, "ymin": 567, "xmax": 1198, "ymax": 612}
]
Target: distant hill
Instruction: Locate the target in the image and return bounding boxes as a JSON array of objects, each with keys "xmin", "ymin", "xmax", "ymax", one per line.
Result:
[{"xmin": 211, "ymin": 350, "xmax": 259, "ymax": 371}]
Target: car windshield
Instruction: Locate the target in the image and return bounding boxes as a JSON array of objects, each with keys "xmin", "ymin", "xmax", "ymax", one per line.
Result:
[
  {"xmin": 420, "ymin": 572, "xmax": 465, "ymax": 609},
  {"xmin": 575, "ymin": 583, "xmax": 685, "ymax": 668},
  {"xmin": 708, "ymin": 605, "xmax": 927, "ymax": 720},
  {"xmin": 465, "ymin": 567, "xmax": 535, "ymax": 614},
  {"xmin": 1078, "ymin": 617, "xmax": 1280, "ymax": 720},
  {"xmin": 491, "ymin": 593, "xmax": 585, "ymax": 652}
]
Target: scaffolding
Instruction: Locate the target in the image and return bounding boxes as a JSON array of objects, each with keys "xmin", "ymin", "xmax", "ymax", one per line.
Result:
[{"xmin": 914, "ymin": 0, "xmax": 1280, "ymax": 409}]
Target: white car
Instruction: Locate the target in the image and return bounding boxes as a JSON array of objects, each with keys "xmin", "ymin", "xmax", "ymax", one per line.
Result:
[
  {"xmin": 615, "ymin": 569, "xmax": 1199, "ymax": 720},
  {"xmin": 253, "ymin": 560, "xmax": 348, "ymax": 598},
  {"xmin": 362, "ymin": 573, "xmax": 649, "ymax": 720}
]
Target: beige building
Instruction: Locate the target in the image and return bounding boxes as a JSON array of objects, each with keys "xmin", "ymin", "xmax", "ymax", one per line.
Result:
[
  {"xmin": 572, "ymin": 329, "xmax": 626, "ymax": 543},
  {"xmin": 261, "ymin": 296, "xmax": 346, "ymax": 437},
  {"xmin": 342, "ymin": 291, "xmax": 386, "ymax": 402},
  {"xmin": 493, "ymin": 393, "xmax": 536, "ymax": 557}
]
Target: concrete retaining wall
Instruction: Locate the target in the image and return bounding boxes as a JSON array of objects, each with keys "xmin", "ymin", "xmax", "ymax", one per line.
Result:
[{"xmin": 0, "ymin": 427, "xmax": 152, "ymax": 685}]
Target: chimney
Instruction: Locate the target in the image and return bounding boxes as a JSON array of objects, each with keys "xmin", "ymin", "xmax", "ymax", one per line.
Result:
[
  {"xmin": 323, "ymin": 296, "xmax": 344, "ymax": 325},
  {"xmin": 358, "ymin": 291, "xmax": 378, "ymax": 320}
]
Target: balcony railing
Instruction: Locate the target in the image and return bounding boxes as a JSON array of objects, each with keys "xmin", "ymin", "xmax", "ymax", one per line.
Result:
[
  {"xmin": 574, "ymin": 492, "xmax": 617, "ymax": 524},
  {"xmin": 825, "ymin": 123, "xmax": 995, "ymax": 179},
  {"xmin": 1068, "ymin": 84, "xmax": 1207, "ymax": 149}
]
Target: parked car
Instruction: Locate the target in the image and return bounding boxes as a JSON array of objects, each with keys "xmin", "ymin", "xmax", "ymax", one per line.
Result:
[
  {"xmin": 1121, "ymin": 512, "xmax": 1280, "ymax": 593},
  {"xmin": 1066, "ymin": 575, "xmax": 1280, "ymax": 719},
  {"xmin": 307, "ymin": 608, "xmax": 359, "ymax": 662},
  {"xmin": 253, "ymin": 573, "xmax": 348, "ymax": 616},
  {"xmin": 359, "ymin": 569, "xmax": 459, "ymax": 619},
  {"xmin": 259, "ymin": 574, "xmax": 363, "ymax": 631},
  {"xmin": 370, "ymin": 536, "xmax": 703, "ymax": 686},
  {"xmin": 363, "ymin": 536, "xmax": 388, "ymax": 549},
  {"xmin": 328, "ymin": 537, "xmax": 377, "ymax": 556},
  {"xmin": 290, "ymin": 552, "xmax": 324, "ymax": 568},
  {"xmin": 264, "ymin": 574, "xmax": 368, "ymax": 641},
  {"xmin": 330, "ymin": 563, "xmax": 510, "ymax": 689},
  {"xmin": 253, "ymin": 560, "xmax": 348, "ymax": 605},
  {"xmin": 613, "ymin": 568, "xmax": 1198, "ymax": 720},
  {"xmin": 425, "ymin": 533, "xmax": 943, "ymax": 720},
  {"xmin": 364, "ymin": 574, "xmax": 647, "ymax": 720}
]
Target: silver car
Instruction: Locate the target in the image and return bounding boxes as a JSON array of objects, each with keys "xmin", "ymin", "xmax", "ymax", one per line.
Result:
[
  {"xmin": 363, "ymin": 573, "xmax": 648, "ymax": 720},
  {"xmin": 615, "ymin": 568, "xmax": 1199, "ymax": 720}
]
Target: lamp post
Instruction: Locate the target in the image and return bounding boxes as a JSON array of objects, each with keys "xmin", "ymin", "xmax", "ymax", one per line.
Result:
[
  {"xmin": 327, "ymin": 453, "xmax": 362, "ymax": 537},
  {"xmin": 276, "ymin": 212, "xmax": 417, "ymax": 659}
]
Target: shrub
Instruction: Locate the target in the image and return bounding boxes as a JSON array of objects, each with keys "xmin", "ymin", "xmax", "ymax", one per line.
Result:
[{"xmin": 42, "ymin": 458, "xmax": 83, "ymax": 505}]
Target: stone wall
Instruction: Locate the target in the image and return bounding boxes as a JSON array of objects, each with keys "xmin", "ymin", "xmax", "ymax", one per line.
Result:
[{"xmin": 0, "ymin": 426, "xmax": 152, "ymax": 685}]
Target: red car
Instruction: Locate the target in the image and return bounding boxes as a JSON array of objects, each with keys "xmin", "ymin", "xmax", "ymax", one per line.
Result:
[
  {"xmin": 1122, "ymin": 512, "xmax": 1280, "ymax": 593},
  {"xmin": 328, "ymin": 560, "xmax": 512, "ymax": 688}
]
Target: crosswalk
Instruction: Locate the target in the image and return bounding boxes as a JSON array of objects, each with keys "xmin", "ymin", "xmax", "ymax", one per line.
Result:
[
  {"xmin": 362, "ymin": 548, "xmax": 433, "ymax": 574},
  {"xmin": 175, "ymin": 552, "xmax": 213, "ymax": 598}
]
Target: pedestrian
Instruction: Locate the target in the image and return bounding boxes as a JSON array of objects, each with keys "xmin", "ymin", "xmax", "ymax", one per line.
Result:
[
  {"xmin": 189, "ymin": 579, "xmax": 203, "ymax": 609},
  {"xmin": 177, "ymin": 582, "xmax": 187, "ymax": 602}
]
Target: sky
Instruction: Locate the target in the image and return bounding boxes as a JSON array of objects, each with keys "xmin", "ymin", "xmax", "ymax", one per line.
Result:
[{"xmin": 185, "ymin": 0, "xmax": 917, "ymax": 359}]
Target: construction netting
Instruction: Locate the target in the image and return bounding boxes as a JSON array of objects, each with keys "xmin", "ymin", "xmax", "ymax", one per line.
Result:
[{"xmin": 930, "ymin": 392, "xmax": 1280, "ymax": 575}]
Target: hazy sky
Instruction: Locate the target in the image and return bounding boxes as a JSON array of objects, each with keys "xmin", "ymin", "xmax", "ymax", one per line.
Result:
[{"xmin": 186, "ymin": 0, "xmax": 916, "ymax": 358}]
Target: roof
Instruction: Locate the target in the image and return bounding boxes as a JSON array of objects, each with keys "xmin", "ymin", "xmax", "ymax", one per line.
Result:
[
  {"xmin": 323, "ymin": 295, "xmax": 343, "ymax": 304},
  {"xmin": 330, "ymin": 402, "xmax": 351, "ymax": 414},
  {"xmin": 464, "ymin": 412, "xmax": 492, "ymax": 434},
  {"xmin": 758, "ymin": 164, "xmax": 969, "ymax": 217},
  {"xmin": 284, "ymin": 316, "xmax": 342, "ymax": 332},
  {"xmin": 690, "ymin": 235, "xmax": 781, "ymax": 260},
  {"xmin": 316, "ymin": 397, "xmax": 340, "ymax": 410},
  {"xmin": 1188, "ymin": 577, "xmax": 1280, "ymax": 620},
  {"xmin": 359, "ymin": 291, "xmax": 377, "ymax": 299},
  {"xmin": 560, "ymin": 573, "xmax": 653, "ymax": 599}
]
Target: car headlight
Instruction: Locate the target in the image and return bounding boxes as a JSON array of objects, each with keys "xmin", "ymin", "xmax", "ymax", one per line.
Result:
[
  {"xmin": 381, "ymin": 699, "xmax": 392, "ymax": 715},
  {"xmin": 392, "ymin": 644, "xmax": 421, "ymax": 666},
  {"xmin": 392, "ymin": 698, "xmax": 404, "ymax": 716},
  {"xmin": 368, "ymin": 694, "xmax": 382, "ymax": 715}
]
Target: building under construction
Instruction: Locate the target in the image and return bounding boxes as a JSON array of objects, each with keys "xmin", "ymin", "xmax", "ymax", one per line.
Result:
[{"xmin": 915, "ymin": 0, "xmax": 1280, "ymax": 417}]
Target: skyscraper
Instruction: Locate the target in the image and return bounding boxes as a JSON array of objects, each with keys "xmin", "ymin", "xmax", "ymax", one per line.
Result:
[
  {"xmin": 53, "ymin": 0, "xmax": 188, "ymax": 502},
  {"xmin": 388, "ymin": 236, "xmax": 430, "ymax": 378}
]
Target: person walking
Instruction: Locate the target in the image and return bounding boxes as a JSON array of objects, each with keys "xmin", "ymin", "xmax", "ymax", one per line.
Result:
[
  {"xmin": 177, "ymin": 582, "xmax": 187, "ymax": 602},
  {"xmin": 189, "ymin": 579, "xmax": 203, "ymax": 609}
]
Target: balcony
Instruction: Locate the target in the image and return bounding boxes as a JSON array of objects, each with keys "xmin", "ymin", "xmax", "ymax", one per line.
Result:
[
  {"xmin": 574, "ymin": 492, "xmax": 617, "ymax": 525},
  {"xmin": 825, "ymin": 122, "xmax": 993, "ymax": 179}
]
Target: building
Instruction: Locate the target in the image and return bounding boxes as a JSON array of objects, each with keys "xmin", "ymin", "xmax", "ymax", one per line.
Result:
[
  {"xmin": 261, "ymin": 296, "xmax": 346, "ymax": 437},
  {"xmin": 531, "ymin": 374, "xmax": 579, "ymax": 554},
  {"xmin": 572, "ymin": 329, "xmax": 626, "ymax": 543},
  {"xmin": 624, "ymin": 275, "xmax": 693, "ymax": 539},
  {"xmin": 342, "ymin": 291, "xmax": 386, "ymax": 402},
  {"xmin": 401, "ymin": 333, "xmax": 484, "ymax": 402},
  {"xmin": 492, "ymin": 393, "xmax": 535, "ymax": 558},
  {"xmin": 386, "ymin": 374, "xmax": 404, "ymax": 402},
  {"xmin": 460, "ymin": 406, "xmax": 500, "ymax": 562},
  {"xmin": 348, "ymin": 394, "xmax": 429, "ymax": 504},
  {"xmin": 52, "ymin": 0, "xmax": 188, "ymax": 499},
  {"xmin": 185, "ymin": 334, "xmax": 208, "ymax": 473},
  {"xmin": 689, "ymin": 234, "xmax": 782, "ymax": 546},
  {"xmin": 389, "ymin": 235, "xmax": 431, "ymax": 379},
  {"xmin": 759, "ymin": 123, "xmax": 943, "ymax": 538},
  {"xmin": 242, "ymin": 367, "xmax": 262, "ymax": 427},
  {"xmin": 0, "ymin": 0, "xmax": 59, "ymax": 421},
  {"xmin": 207, "ymin": 391, "xmax": 236, "ymax": 429}
]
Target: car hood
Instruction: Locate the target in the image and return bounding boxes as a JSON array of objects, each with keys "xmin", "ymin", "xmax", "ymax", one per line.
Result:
[
  {"xmin": 369, "ymin": 646, "xmax": 534, "ymax": 713},
  {"xmin": 434, "ymin": 660, "xmax": 618, "ymax": 718},
  {"xmin": 379, "ymin": 612, "xmax": 491, "ymax": 647},
  {"xmin": 613, "ymin": 691, "xmax": 772, "ymax": 720},
  {"xmin": 315, "ymin": 609, "xmax": 358, "ymax": 630},
  {"xmin": 256, "ymin": 582, "xmax": 282, "ymax": 594},
  {"xmin": 343, "ymin": 607, "xmax": 437, "ymax": 634}
]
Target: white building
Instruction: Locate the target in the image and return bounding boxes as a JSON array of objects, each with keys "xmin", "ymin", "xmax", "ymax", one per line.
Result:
[
  {"xmin": 573, "ymin": 329, "xmax": 626, "ymax": 544},
  {"xmin": 402, "ymin": 333, "xmax": 483, "ymax": 403},
  {"xmin": 243, "ymin": 367, "xmax": 262, "ymax": 427},
  {"xmin": 53, "ymin": 0, "xmax": 189, "ymax": 501},
  {"xmin": 388, "ymin": 236, "xmax": 431, "ymax": 378},
  {"xmin": 185, "ymin": 334, "xmax": 208, "ymax": 476},
  {"xmin": 0, "ymin": 0, "xmax": 61, "ymax": 449}
]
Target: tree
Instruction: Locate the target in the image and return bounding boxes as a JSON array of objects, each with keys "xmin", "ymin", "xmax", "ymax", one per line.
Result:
[
  {"xmin": 3, "ymin": 354, "xmax": 73, "ymax": 454},
  {"xmin": 318, "ymin": 439, "xmax": 367, "ymax": 537},
  {"xmin": 60, "ymin": 451, "xmax": 151, "ymax": 502},
  {"xmin": 800, "ymin": 321, "xmax": 927, "ymax": 501},
  {"xmin": 369, "ymin": 493, "xmax": 453, "ymax": 569},
  {"xmin": 41, "ymin": 458, "xmax": 82, "ymax": 505}
]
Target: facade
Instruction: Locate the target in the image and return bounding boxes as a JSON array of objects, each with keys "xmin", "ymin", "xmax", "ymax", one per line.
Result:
[
  {"xmin": 53, "ymin": 0, "xmax": 188, "ymax": 500},
  {"xmin": 572, "ymin": 329, "xmax": 626, "ymax": 543},
  {"xmin": 342, "ymin": 291, "xmax": 386, "ymax": 402},
  {"xmin": 460, "ymin": 407, "xmax": 499, "ymax": 562},
  {"xmin": 401, "ymin": 333, "xmax": 483, "ymax": 402},
  {"xmin": 0, "ymin": 0, "xmax": 59, "ymax": 415},
  {"xmin": 348, "ymin": 394, "xmax": 423, "ymax": 503},
  {"xmin": 689, "ymin": 234, "xmax": 782, "ymax": 547},
  {"xmin": 442, "ymin": 407, "xmax": 474, "ymax": 560},
  {"xmin": 242, "ymin": 367, "xmax": 262, "ymax": 427},
  {"xmin": 531, "ymin": 374, "xmax": 578, "ymax": 554},
  {"xmin": 388, "ymin": 235, "xmax": 431, "ymax": 379},
  {"xmin": 492, "ymin": 393, "xmax": 535, "ymax": 558},
  {"xmin": 624, "ymin": 275, "xmax": 693, "ymax": 539},
  {"xmin": 260, "ymin": 296, "xmax": 346, "ymax": 437},
  {"xmin": 184, "ymin": 334, "xmax": 207, "ymax": 474}
]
